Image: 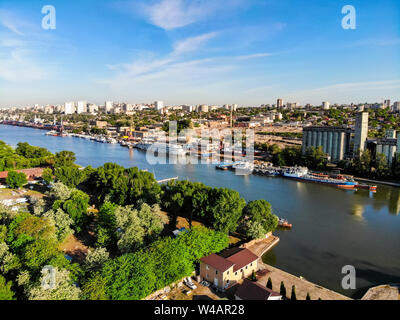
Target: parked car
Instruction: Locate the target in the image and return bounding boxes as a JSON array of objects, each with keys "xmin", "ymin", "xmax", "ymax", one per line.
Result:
[
  {"xmin": 184, "ymin": 277, "xmax": 197, "ymax": 290},
  {"xmin": 183, "ymin": 290, "xmax": 192, "ymax": 296},
  {"xmin": 200, "ymin": 281, "xmax": 210, "ymax": 287}
]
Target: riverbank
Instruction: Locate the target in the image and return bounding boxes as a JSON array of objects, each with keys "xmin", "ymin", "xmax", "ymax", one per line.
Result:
[
  {"xmin": 354, "ymin": 177, "xmax": 400, "ymax": 188},
  {"xmin": 257, "ymin": 262, "xmax": 352, "ymax": 300}
]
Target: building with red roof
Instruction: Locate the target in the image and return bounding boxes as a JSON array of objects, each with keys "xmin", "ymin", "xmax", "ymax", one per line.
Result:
[
  {"xmin": 235, "ymin": 279, "xmax": 282, "ymax": 300},
  {"xmin": 0, "ymin": 168, "xmax": 45, "ymax": 182},
  {"xmin": 200, "ymin": 248, "xmax": 259, "ymax": 291}
]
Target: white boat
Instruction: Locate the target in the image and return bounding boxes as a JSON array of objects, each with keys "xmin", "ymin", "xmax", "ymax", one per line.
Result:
[
  {"xmin": 148, "ymin": 142, "xmax": 186, "ymax": 156},
  {"xmin": 283, "ymin": 167, "xmax": 309, "ymax": 178},
  {"xmin": 107, "ymin": 138, "xmax": 118, "ymax": 144},
  {"xmin": 232, "ymin": 162, "xmax": 254, "ymax": 176}
]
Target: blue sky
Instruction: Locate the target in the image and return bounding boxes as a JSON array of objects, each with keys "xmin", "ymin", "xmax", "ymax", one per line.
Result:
[{"xmin": 0, "ymin": 0, "xmax": 399, "ymax": 107}]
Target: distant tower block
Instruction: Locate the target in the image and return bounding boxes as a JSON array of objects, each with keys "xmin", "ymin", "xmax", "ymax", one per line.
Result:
[{"xmin": 354, "ymin": 112, "xmax": 369, "ymax": 155}]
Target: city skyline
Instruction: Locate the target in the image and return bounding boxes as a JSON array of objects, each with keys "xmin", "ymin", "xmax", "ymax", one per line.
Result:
[{"xmin": 0, "ymin": 0, "xmax": 399, "ymax": 107}]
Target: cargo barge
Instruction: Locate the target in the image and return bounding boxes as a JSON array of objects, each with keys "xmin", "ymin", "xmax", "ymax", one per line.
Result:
[{"xmin": 283, "ymin": 167, "xmax": 358, "ymax": 189}]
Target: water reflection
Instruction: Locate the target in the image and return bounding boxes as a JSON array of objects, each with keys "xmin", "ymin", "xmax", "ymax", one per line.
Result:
[
  {"xmin": 351, "ymin": 203, "xmax": 365, "ymax": 219},
  {"xmin": 388, "ymin": 188, "xmax": 400, "ymax": 215}
]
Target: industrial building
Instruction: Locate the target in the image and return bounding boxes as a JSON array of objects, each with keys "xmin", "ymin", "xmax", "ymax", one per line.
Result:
[
  {"xmin": 368, "ymin": 129, "xmax": 400, "ymax": 165},
  {"xmin": 302, "ymin": 112, "xmax": 369, "ymax": 162}
]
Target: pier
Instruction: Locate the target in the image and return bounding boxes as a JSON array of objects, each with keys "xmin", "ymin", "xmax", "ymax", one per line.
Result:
[{"xmin": 157, "ymin": 177, "xmax": 179, "ymax": 184}]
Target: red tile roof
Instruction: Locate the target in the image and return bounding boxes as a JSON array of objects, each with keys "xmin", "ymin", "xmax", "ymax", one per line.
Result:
[
  {"xmin": 226, "ymin": 249, "xmax": 259, "ymax": 272},
  {"xmin": 235, "ymin": 279, "xmax": 281, "ymax": 300},
  {"xmin": 200, "ymin": 253, "xmax": 234, "ymax": 272},
  {"xmin": 0, "ymin": 168, "xmax": 45, "ymax": 180}
]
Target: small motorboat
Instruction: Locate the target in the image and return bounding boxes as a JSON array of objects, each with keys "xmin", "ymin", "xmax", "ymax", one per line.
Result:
[{"xmin": 278, "ymin": 218, "xmax": 292, "ymax": 228}]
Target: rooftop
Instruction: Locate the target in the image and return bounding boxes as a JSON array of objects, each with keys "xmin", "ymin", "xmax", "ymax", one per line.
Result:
[
  {"xmin": 226, "ymin": 249, "xmax": 259, "ymax": 272},
  {"xmin": 235, "ymin": 279, "xmax": 281, "ymax": 300},
  {"xmin": 200, "ymin": 248, "xmax": 259, "ymax": 273},
  {"xmin": 200, "ymin": 253, "xmax": 234, "ymax": 272}
]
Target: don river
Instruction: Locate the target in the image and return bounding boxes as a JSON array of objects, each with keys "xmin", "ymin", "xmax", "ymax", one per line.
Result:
[{"xmin": 1, "ymin": 124, "xmax": 400, "ymax": 299}]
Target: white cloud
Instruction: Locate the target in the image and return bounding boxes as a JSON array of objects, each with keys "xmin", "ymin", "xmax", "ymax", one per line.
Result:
[
  {"xmin": 140, "ymin": 0, "xmax": 242, "ymax": 30},
  {"xmin": 172, "ymin": 32, "xmax": 218, "ymax": 54},
  {"xmin": 236, "ymin": 53, "xmax": 273, "ymax": 60},
  {"xmin": 0, "ymin": 9, "xmax": 26, "ymax": 35},
  {"xmin": 0, "ymin": 49, "xmax": 48, "ymax": 81}
]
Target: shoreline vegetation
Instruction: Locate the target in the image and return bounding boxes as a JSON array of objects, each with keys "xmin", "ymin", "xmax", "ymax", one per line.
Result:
[{"xmin": 0, "ymin": 140, "xmax": 280, "ymax": 300}]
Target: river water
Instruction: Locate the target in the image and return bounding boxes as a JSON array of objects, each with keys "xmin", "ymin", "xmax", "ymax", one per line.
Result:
[{"xmin": 1, "ymin": 124, "xmax": 399, "ymax": 298}]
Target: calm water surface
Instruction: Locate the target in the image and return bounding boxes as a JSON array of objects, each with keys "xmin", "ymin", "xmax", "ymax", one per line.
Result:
[{"xmin": 1, "ymin": 125, "xmax": 400, "ymax": 298}]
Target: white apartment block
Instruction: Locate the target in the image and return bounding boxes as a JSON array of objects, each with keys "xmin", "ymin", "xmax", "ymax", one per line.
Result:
[
  {"xmin": 64, "ymin": 102, "xmax": 76, "ymax": 115},
  {"xmin": 77, "ymin": 101, "xmax": 88, "ymax": 114},
  {"xmin": 105, "ymin": 101, "xmax": 114, "ymax": 113},
  {"xmin": 155, "ymin": 101, "xmax": 164, "ymax": 110}
]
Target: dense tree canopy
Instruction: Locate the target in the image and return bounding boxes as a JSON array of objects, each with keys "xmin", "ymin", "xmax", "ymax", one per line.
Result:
[
  {"xmin": 242, "ymin": 200, "xmax": 278, "ymax": 235},
  {"xmin": 86, "ymin": 163, "xmax": 161, "ymax": 206},
  {"xmin": 6, "ymin": 171, "xmax": 27, "ymax": 189},
  {"xmin": 101, "ymin": 226, "xmax": 229, "ymax": 300}
]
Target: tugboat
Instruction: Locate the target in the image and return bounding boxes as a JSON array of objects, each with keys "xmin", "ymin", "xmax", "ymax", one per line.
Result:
[{"xmin": 278, "ymin": 218, "xmax": 292, "ymax": 228}]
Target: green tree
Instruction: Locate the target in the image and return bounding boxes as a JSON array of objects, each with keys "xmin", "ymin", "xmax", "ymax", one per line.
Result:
[
  {"xmin": 55, "ymin": 151, "xmax": 76, "ymax": 167},
  {"xmin": 374, "ymin": 153, "xmax": 389, "ymax": 179},
  {"xmin": 242, "ymin": 200, "xmax": 278, "ymax": 233},
  {"xmin": 280, "ymin": 281, "xmax": 286, "ymax": 298},
  {"xmin": 245, "ymin": 220, "xmax": 266, "ymax": 240},
  {"xmin": 54, "ymin": 166, "xmax": 87, "ymax": 188},
  {"xmin": 6, "ymin": 171, "xmax": 27, "ymax": 189},
  {"xmin": 61, "ymin": 190, "xmax": 90, "ymax": 233},
  {"xmin": 102, "ymin": 252, "xmax": 157, "ymax": 300},
  {"xmin": 304, "ymin": 146, "xmax": 328, "ymax": 170},
  {"xmin": 291, "ymin": 285, "xmax": 297, "ymax": 300},
  {"xmin": 81, "ymin": 273, "xmax": 109, "ymax": 300},
  {"xmin": 0, "ymin": 275, "xmax": 14, "ymax": 300},
  {"xmin": 42, "ymin": 168, "xmax": 54, "ymax": 185},
  {"xmin": 211, "ymin": 188, "xmax": 246, "ymax": 234},
  {"xmin": 266, "ymin": 277, "xmax": 273, "ymax": 290},
  {"xmin": 28, "ymin": 268, "xmax": 81, "ymax": 300}
]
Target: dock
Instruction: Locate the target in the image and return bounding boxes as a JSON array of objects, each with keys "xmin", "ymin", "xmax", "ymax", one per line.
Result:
[
  {"xmin": 157, "ymin": 177, "xmax": 179, "ymax": 184},
  {"xmin": 257, "ymin": 262, "xmax": 352, "ymax": 300}
]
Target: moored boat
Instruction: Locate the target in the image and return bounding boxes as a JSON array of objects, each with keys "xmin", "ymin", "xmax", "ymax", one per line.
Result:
[
  {"xmin": 278, "ymin": 218, "xmax": 292, "ymax": 228},
  {"xmin": 283, "ymin": 167, "xmax": 357, "ymax": 188}
]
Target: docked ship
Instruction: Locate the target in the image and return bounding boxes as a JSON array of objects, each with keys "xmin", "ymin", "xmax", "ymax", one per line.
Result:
[
  {"xmin": 147, "ymin": 142, "xmax": 186, "ymax": 157},
  {"xmin": 283, "ymin": 167, "xmax": 357, "ymax": 189},
  {"xmin": 232, "ymin": 161, "xmax": 254, "ymax": 176}
]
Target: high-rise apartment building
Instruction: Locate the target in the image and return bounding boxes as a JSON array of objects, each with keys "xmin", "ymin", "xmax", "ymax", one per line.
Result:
[
  {"xmin": 77, "ymin": 101, "xmax": 87, "ymax": 114},
  {"xmin": 105, "ymin": 101, "xmax": 113, "ymax": 114},
  {"xmin": 64, "ymin": 102, "xmax": 75, "ymax": 115},
  {"xmin": 322, "ymin": 101, "xmax": 330, "ymax": 110},
  {"xmin": 155, "ymin": 101, "xmax": 164, "ymax": 110},
  {"xmin": 277, "ymin": 99, "xmax": 283, "ymax": 109},
  {"xmin": 354, "ymin": 112, "xmax": 369, "ymax": 155},
  {"xmin": 393, "ymin": 101, "xmax": 400, "ymax": 112}
]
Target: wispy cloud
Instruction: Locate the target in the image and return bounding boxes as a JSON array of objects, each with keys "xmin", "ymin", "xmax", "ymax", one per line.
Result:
[
  {"xmin": 138, "ymin": 0, "xmax": 244, "ymax": 30},
  {"xmin": 0, "ymin": 9, "xmax": 26, "ymax": 35},
  {"xmin": 0, "ymin": 10, "xmax": 57, "ymax": 82},
  {"xmin": 0, "ymin": 49, "xmax": 49, "ymax": 81},
  {"xmin": 172, "ymin": 32, "xmax": 218, "ymax": 54},
  {"xmin": 236, "ymin": 53, "xmax": 274, "ymax": 60}
]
